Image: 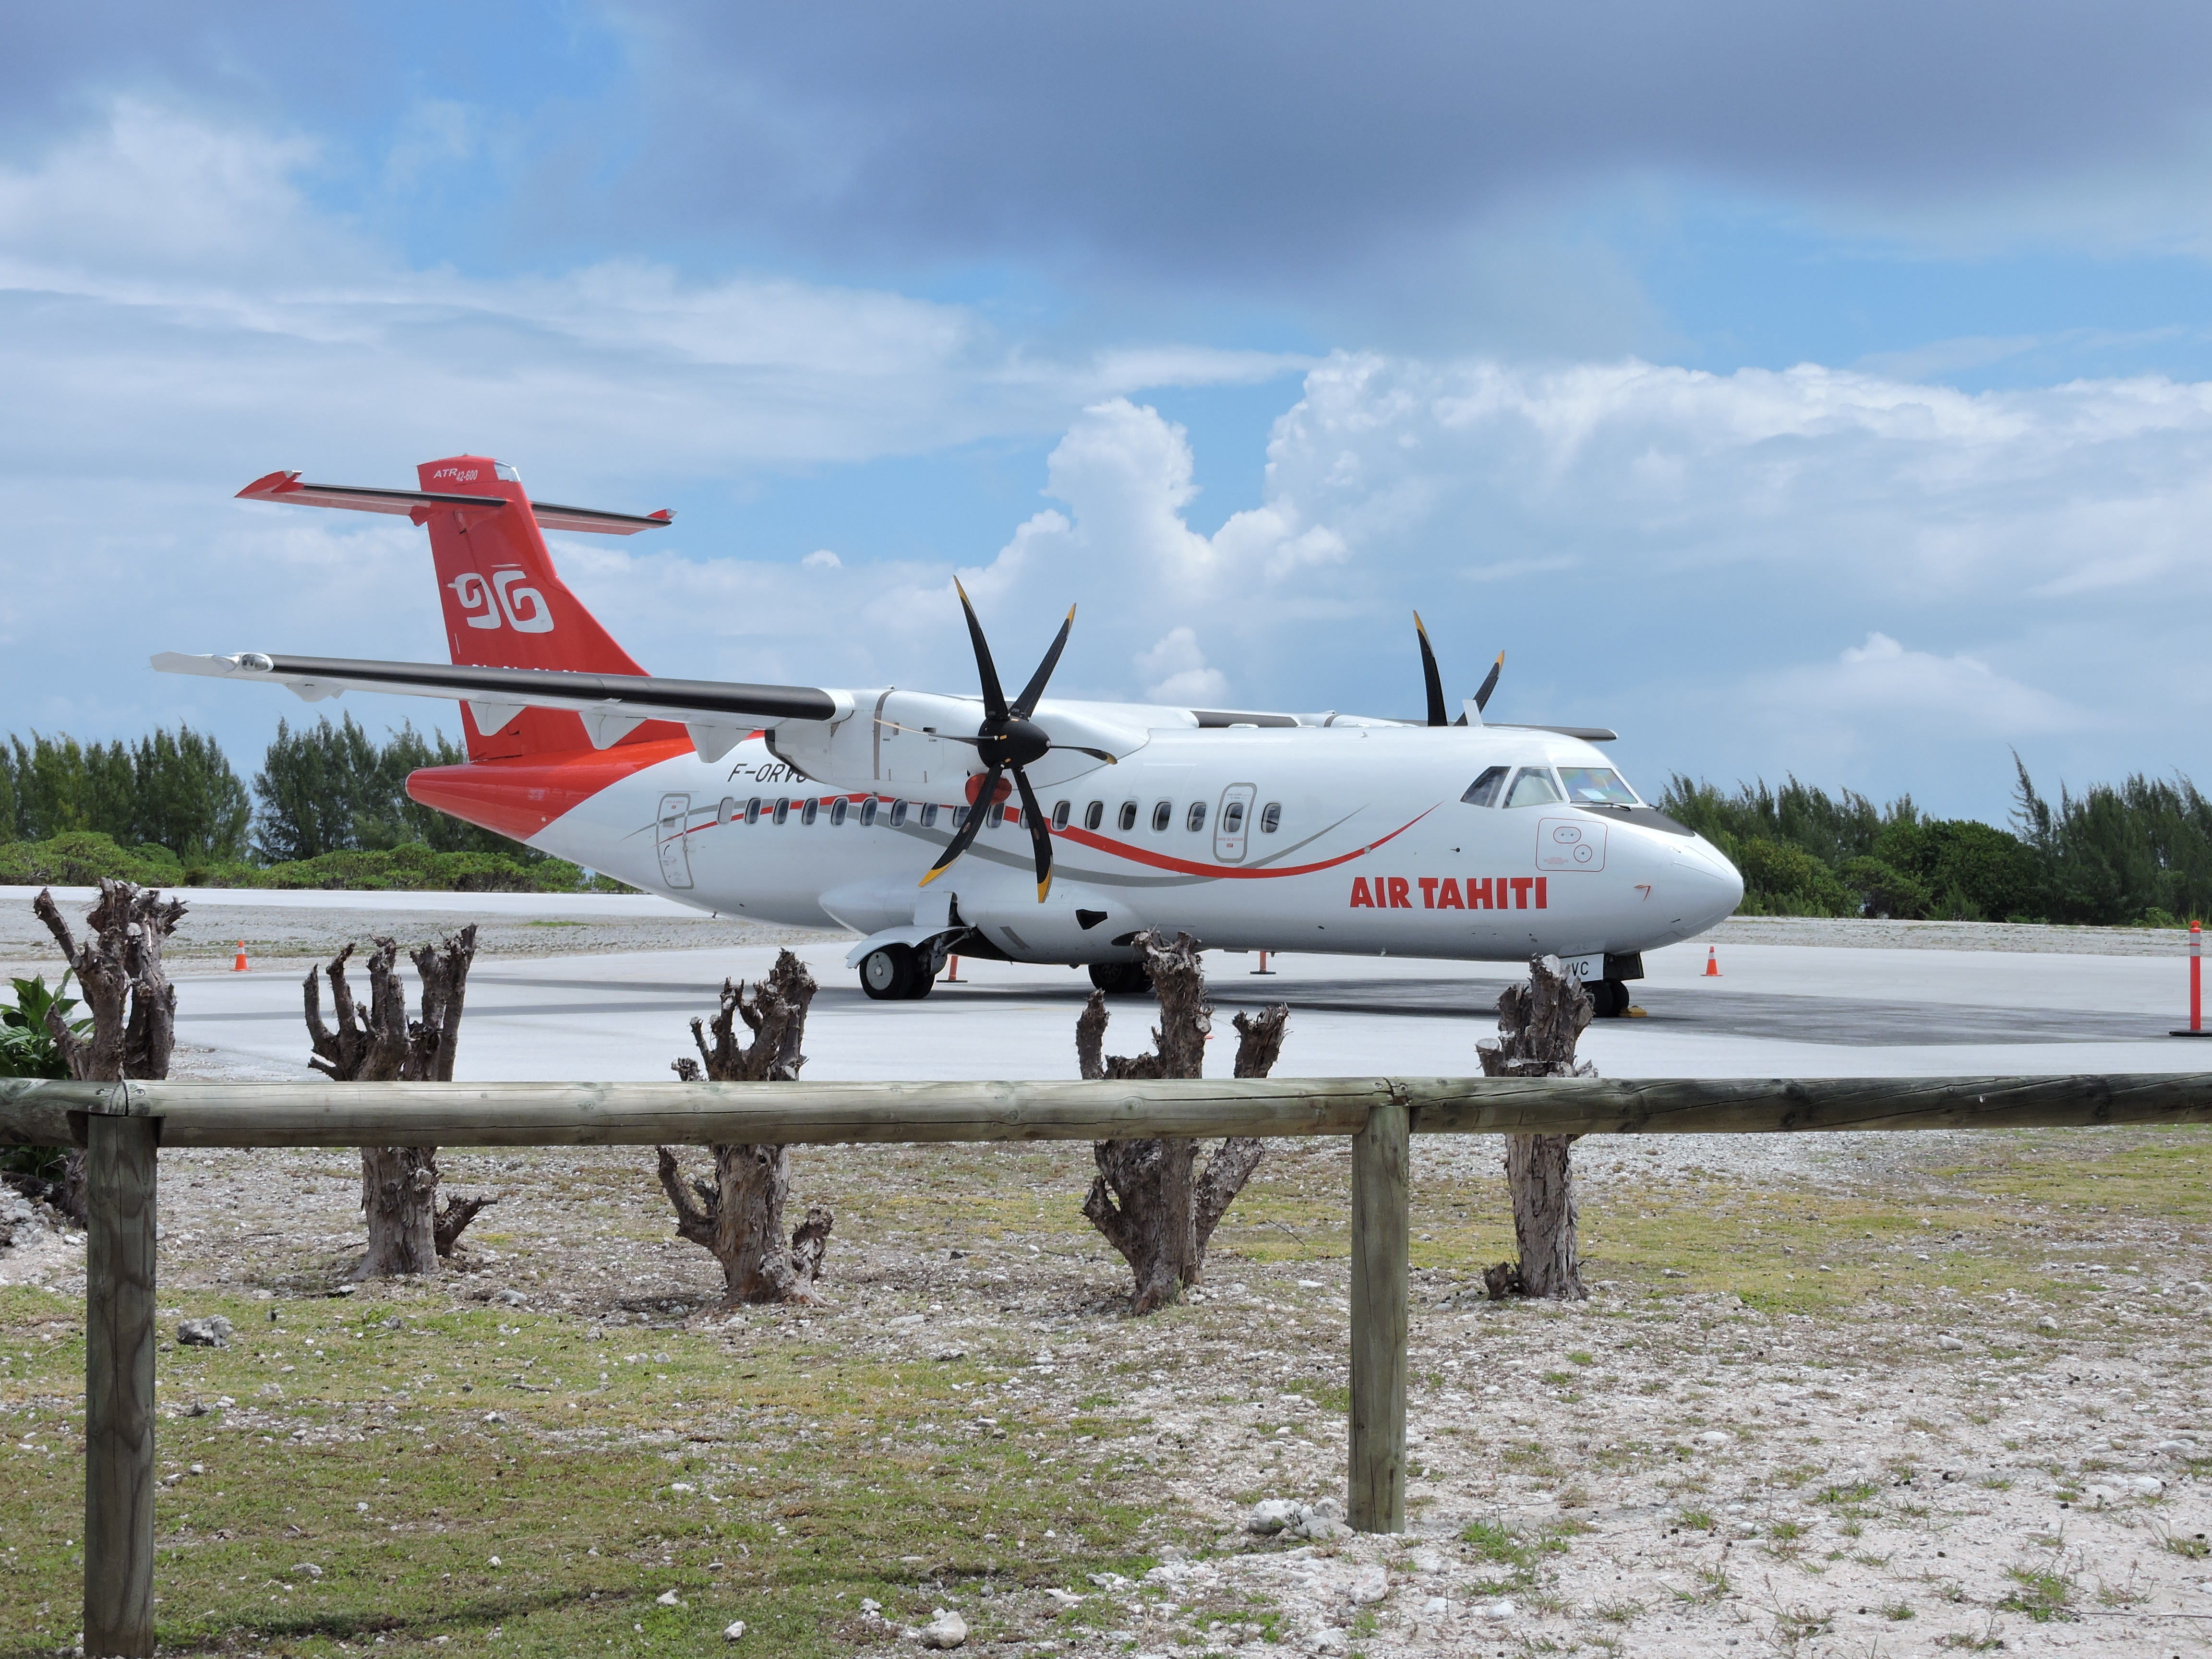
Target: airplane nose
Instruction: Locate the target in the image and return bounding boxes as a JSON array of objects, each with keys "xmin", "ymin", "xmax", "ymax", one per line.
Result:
[{"xmin": 1669, "ymin": 840, "xmax": 1744, "ymax": 927}]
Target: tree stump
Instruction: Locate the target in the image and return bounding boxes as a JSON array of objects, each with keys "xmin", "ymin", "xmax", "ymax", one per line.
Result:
[
  {"xmin": 1478, "ymin": 954, "xmax": 1595, "ymax": 1301},
  {"xmin": 304, "ymin": 927, "xmax": 490, "ymax": 1278},
  {"xmin": 1078, "ymin": 930, "xmax": 1291, "ymax": 1313},
  {"xmin": 656, "ymin": 950, "xmax": 833, "ymax": 1304},
  {"xmin": 33, "ymin": 881, "xmax": 184, "ymax": 1225}
]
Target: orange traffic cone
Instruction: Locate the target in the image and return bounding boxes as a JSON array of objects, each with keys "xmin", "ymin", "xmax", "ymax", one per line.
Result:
[
  {"xmin": 233, "ymin": 941, "xmax": 249, "ymax": 973},
  {"xmin": 944, "ymin": 955, "xmax": 963, "ymax": 983},
  {"xmin": 1703, "ymin": 947, "xmax": 1720, "ymax": 977}
]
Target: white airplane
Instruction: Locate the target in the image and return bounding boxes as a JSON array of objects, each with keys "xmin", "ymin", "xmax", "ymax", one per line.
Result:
[{"xmin": 157, "ymin": 455, "xmax": 1744, "ymax": 1010}]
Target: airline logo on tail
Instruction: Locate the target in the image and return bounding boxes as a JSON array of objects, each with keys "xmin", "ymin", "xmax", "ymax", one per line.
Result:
[{"xmin": 450, "ymin": 569, "xmax": 555, "ymax": 633}]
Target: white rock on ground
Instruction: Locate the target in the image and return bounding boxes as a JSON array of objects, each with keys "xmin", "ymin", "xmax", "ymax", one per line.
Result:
[
  {"xmin": 721, "ymin": 1619, "xmax": 745, "ymax": 1641},
  {"xmin": 917, "ymin": 1608, "xmax": 967, "ymax": 1649}
]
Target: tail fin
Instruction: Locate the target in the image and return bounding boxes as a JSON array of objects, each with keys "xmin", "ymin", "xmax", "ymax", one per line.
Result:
[{"xmin": 413, "ymin": 456, "xmax": 679, "ymax": 759}]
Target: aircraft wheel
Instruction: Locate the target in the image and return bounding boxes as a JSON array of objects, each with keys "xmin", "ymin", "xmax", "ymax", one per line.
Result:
[
  {"xmin": 1589, "ymin": 978, "xmax": 1629, "ymax": 1018},
  {"xmin": 904, "ymin": 964, "xmax": 937, "ymax": 1000},
  {"xmin": 860, "ymin": 945, "xmax": 915, "ymax": 1001},
  {"xmin": 1088, "ymin": 961, "xmax": 1153, "ymax": 996}
]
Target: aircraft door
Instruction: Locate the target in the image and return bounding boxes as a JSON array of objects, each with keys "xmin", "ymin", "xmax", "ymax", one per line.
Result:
[
  {"xmin": 656, "ymin": 793, "xmax": 694, "ymax": 889},
  {"xmin": 1214, "ymin": 783, "xmax": 1257, "ymax": 863}
]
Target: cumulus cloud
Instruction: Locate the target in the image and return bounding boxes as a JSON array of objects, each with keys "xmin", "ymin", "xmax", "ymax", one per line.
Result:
[
  {"xmin": 1768, "ymin": 632, "xmax": 2085, "ymax": 737},
  {"xmin": 1134, "ymin": 628, "xmax": 1228, "ymax": 705}
]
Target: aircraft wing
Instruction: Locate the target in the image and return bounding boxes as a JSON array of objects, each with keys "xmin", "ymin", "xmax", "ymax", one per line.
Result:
[{"xmin": 152, "ymin": 651, "xmax": 849, "ymax": 761}]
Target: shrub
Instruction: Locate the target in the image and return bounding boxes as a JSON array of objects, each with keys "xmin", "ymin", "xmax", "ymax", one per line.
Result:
[
  {"xmin": 0, "ymin": 831, "xmax": 183, "ymax": 887},
  {"xmin": 1734, "ymin": 836, "xmax": 1854, "ymax": 916}
]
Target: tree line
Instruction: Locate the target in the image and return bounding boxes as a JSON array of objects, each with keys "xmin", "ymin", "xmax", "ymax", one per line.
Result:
[
  {"xmin": 0, "ymin": 716, "xmax": 548, "ymax": 871},
  {"xmin": 1659, "ymin": 761, "xmax": 2211, "ymax": 926}
]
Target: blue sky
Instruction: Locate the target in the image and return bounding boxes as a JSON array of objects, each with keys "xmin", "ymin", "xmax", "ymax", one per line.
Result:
[{"xmin": 5, "ymin": 1, "xmax": 2211, "ymax": 823}]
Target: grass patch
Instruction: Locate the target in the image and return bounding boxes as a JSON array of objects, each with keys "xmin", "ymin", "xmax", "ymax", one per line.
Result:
[{"xmin": 0, "ymin": 1284, "xmax": 1169, "ymax": 1658}]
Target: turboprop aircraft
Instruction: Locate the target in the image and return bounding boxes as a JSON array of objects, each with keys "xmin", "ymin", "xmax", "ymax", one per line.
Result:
[{"xmin": 156, "ymin": 455, "xmax": 1744, "ymax": 1010}]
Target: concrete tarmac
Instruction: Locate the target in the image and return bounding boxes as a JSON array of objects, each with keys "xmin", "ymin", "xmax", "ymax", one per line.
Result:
[{"xmin": 147, "ymin": 916, "xmax": 2210, "ymax": 1085}]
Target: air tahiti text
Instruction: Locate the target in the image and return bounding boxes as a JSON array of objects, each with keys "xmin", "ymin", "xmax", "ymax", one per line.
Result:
[{"xmin": 1351, "ymin": 875, "xmax": 1549, "ymax": 910}]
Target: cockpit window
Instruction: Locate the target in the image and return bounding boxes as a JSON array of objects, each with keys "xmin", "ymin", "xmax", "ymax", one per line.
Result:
[
  {"xmin": 1461, "ymin": 766, "xmax": 1509, "ymax": 807},
  {"xmin": 1557, "ymin": 766, "xmax": 1639, "ymax": 806},
  {"xmin": 1505, "ymin": 767, "xmax": 1563, "ymax": 808}
]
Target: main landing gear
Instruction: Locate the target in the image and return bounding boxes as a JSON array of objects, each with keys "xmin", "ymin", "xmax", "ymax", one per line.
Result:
[
  {"xmin": 1587, "ymin": 977, "xmax": 1633, "ymax": 1019},
  {"xmin": 1088, "ymin": 961, "xmax": 1154, "ymax": 996},
  {"xmin": 859, "ymin": 943, "xmax": 938, "ymax": 1001}
]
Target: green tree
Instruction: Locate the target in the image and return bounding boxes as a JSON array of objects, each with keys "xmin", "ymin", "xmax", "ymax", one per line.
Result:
[{"xmin": 253, "ymin": 714, "xmax": 542, "ymax": 864}]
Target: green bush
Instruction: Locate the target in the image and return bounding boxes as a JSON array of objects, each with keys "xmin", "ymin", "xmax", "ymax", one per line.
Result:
[
  {"xmin": 1733, "ymin": 836, "xmax": 1854, "ymax": 917},
  {"xmin": 0, "ymin": 830, "xmax": 183, "ymax": 887},
  {"xmin": 0, "ymin": 835, "xmax": 611, "ymax": 893},
  {"xmin": 1838, "ymin": 855, "xmax": 1933, "ymax": 919}
]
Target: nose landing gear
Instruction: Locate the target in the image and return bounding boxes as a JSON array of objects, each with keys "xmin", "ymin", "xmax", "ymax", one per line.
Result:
[{"xmin": 1587, "ymin": 977, "xmax": 1633, "ymax": 1018}]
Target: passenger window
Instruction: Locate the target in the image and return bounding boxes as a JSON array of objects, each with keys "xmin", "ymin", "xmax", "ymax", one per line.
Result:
[
  {"xmin": 952, "ymin": 805, "xmax": 972, "ymax": 830},
  {"xmin": 859, "ymin": 797, "xmax": 878, "ymax": 828},
  {"xmin": 988, "ymin": 801, "xmax": 1006, "ymax": 829},
  {"xmin": 1085, "ymin": 801, "xmax": 1105, "ymax": 831},
  {"xmin": 1461, "ymin": 766, "xmax": 1509, "ymax": 807},
  {"xmin": 1505, "ymin": 768, "xmax": 1563, "ymax": 808},
  {"xmin": 890, "ymin": 800, "xmax": 908, "ymax": 828},
  {"xmin": 718, "ymin": 796, "xmax": 736, "ymax": 825},
  {"xmin": 772, "ymin": 797, "xmax": 790, "ymax": 826},
  {"xmin": 745, "ymin": 797, "xmax": 762, "ymax": 825},
  {"xmin": 1118, "ymin": 802, "xmax": 1139, "ymax": 832},
  {"xmin": 920, "ymin": 802, "xmax": 938, "ymax": 829},
  {"xmin": 1052, "ymin": 800, "xmax": 1071, "ymax": 830},
  {"xmin": 1222, "ymin": 800, "xmax": 1245, "ymax": 833},
  {"xmin": 829, "ymin": 797, "xmax": 848, "ymax": 826},
  {"xmin": 1556, "ymin": 766, "xmax": 1639, "ymax": 805},
  {"xmin": 1186, "ymin": 801, "xmax": 1206, "ymax": 831},
  {"xmin": 1151, "ymin": 800, "xmax": 1173, "ymax": 832},
  {"xmin": 802, "ymin": 799, "xmax": 819, "ymax": 826},
  {"xmin": 1261, "ymin": 802, "xmax": 1281, "ymax": 833}
]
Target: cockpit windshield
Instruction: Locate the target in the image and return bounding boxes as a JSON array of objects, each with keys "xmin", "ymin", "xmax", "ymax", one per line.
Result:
[{"xmin": 1556, "ymin": 766, "xmax": 1640, "ymax": 806}]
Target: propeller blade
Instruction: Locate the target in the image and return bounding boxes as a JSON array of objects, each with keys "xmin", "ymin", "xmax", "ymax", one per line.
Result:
[
  {"xmin": 917, "ymin": 766, "xmax": 1001, "ymax": 888},
  {"xmin": 1474, "ymin": 649, "xmax": 1504, "ymax": 713},
  {"xmin": 1415, "ymin": 611, "xmax": 1448, "ymax": 727},
  {"xmin": 1010, "ymin": 604, "xmax": 1076, "ymax": 720},
  {"xmin": 1011, "ymin": 767, "xmax": 1054, "ymax": 902},
  {"xmin": 954, "ymin": 578, "xmax": 1009, "ymax": 719},
  {"xmin": 1046, "ymin": 743, "xmax": 1118, "ymax": 764}
]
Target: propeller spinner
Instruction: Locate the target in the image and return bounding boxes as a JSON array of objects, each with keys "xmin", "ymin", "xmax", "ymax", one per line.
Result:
[{"xmin": 918, "ymin": 582, "xmax": 1115, "ymax": 901}]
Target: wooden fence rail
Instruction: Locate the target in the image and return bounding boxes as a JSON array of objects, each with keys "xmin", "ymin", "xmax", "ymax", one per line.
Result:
[{"xmin": 4, "ymin": 1070, "xmax": 2209, "ymax": 1659}]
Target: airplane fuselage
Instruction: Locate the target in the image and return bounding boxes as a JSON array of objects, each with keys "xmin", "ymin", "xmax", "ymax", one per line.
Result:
[{"xmin": 516, "ymin": 717, "xmax": 1743, "ymax": 973}]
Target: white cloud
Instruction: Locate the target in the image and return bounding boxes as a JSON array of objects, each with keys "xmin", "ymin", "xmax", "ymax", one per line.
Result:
[
  {"xmin": 801, "ymin": 549, "xmax": 842, "ymax": 570},
  {"xmin": 1767, "ymin": 632, "xmax": 2086, "ymax": 738},
  {"xmin": 1134, "ymin": 627, "xmax": 1229, "ymax": 705}
]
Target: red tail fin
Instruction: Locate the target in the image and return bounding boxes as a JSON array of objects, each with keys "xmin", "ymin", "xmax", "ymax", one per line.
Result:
[{"xmin": 413, "ymin": 455, "xmax": 679, "ymax": 759}]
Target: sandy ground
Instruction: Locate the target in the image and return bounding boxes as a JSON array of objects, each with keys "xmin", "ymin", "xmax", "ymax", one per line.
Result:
[
  {"xmin": 0, "ymin": 884, "xmax": 839, "ymax": 973},
  {"xmin": 6, "ymin": 1120, "xmax": 2209, "ymax": 1658}
]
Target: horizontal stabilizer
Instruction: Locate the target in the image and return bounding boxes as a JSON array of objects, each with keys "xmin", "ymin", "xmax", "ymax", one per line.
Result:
[
  {"xmin": 152, "ymin": 652, "xmax": 850, "ymax": 744},
  {"xmin": 235, "ymin": 471, "xmax": 674, "ymax": 536}
]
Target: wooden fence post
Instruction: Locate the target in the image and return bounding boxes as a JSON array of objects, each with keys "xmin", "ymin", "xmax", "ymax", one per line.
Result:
[
  {"xmin": 1348, "ymin": 1092, "xmax": 1409, "ymax": 1533},
  {"xmin": 84, "ymin": 1113, "xmax": 157, "ymax": 1658}
]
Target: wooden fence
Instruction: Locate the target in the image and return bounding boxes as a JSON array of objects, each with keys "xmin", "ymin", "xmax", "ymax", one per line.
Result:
[{"xmin": 4, "ymin": 1070, "xmax": 2209, "ymax": 1659}]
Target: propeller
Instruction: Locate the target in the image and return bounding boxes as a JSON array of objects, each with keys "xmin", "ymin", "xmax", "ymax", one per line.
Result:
[
  {"xmin": 918, "ymin": 581, "xmax": 1115, "ymax": 901},
  {"xmin": 1412, "ymin": 612, "xmax": 1503, "ymax": 726}
]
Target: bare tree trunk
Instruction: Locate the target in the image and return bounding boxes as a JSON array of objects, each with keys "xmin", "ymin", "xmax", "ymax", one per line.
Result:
[
  {"xmin": 304, "ymin": 928, "xmax": 488, "ymax": 1278},
  {"xmin": 656, "ymin": 950, "xmax": 832, "ymax": 1304},
  {"xmin": 1079, "ymin": 931, "xmax": 1291, "ymax": 1313},
  {"xmin": 1478, "ymin": 954, "xmax": 1595, "ymax": 1300},
  {"xmin": 34, "ymin": 882, "xmax": 185, "ymax": 1226}
]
